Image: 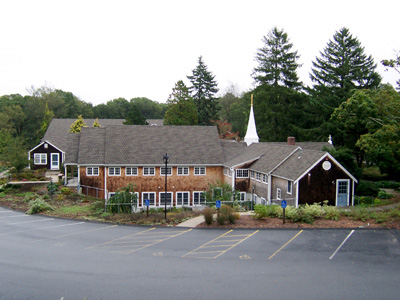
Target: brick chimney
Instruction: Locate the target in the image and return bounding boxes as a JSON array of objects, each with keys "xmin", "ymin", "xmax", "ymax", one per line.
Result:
[{"xmin": 287, "ymin": 137, "xmax": 295, "ymax": 146}]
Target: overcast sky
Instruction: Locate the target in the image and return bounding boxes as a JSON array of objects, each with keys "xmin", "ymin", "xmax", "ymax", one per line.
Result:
[{"xmin": 1, "ymin": 0, "xmax": 399, "ymax": 105}]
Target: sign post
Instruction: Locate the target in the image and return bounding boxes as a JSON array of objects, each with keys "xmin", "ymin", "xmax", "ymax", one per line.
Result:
[
  {"xmin": 281, "ymin": 200, "xmax": 287, "ymax": 224},
  {"xmin": 216, "ymin": 200, "xmax": 221, "ymax": 221},
  {"xmin": 145, "ymin": 199, "xmax": 150, "ymax": 218}
]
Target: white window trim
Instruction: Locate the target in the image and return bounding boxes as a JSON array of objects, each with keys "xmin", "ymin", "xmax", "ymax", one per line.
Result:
[
  {"xmin": 287, "ymin": 181, "xmax": 293, "ymax": 195},
  {"xmin": 236, "ymin": 169, "xmax": 249, "ymax": 178},
  {"xmin": 34, "ymin": 153, "xmax": 47, "ymax": 165},
  {"xmin": 158, "ymin": 192, "xmax": 173, "ymax": 207},
  {"xmin": 143, "ymin": 167, "xmax": 155, "ymax": 176},
  {"xmin": 177, "ymin": 167, "xmax": 189, "ymax": 176},
  {"xmin": 193, "ymin": 191, "xmax": 206, "ymax": 205},
  {"xmin": 277, "ymin": 188, "xmax": 282, "ymax": 200},
  {"xmin": 87, "ymin": 167, "xmax": 99, "ymax": 176},
  {"xmin": 256, "ymin": 172, "xmax": 261, "ymax": 182},
  {"xmin": 250, "ymin": 170, "xmax": 255, "ymax": 179},
  {"xmin": 262, "ymin": 174, "xmax": 268, "ymax": 184},
  {"xmin": 239, "ymin": 192, "xmax": 246, "ymax": 201},
  {"xmin": 142, "ymin": 192, "xmax": 156, "ymax": 207},
  {"xmin": 160, "ymin": 167, "xmax": 172, "ymax": 176},
  {"xmin": 176, "ymin": 192, "xmax": 190, "ymax": 206},
  {"xmin": 194, "ymin": 167, "xmax": 206, "ymax": 176},
  {"xmin": 108, "ymin": 167, "xmax": 121, "ymax": 176},
  {"xmin": 125, "ymin": 167, "xmax": 138, "ymax": 176}
]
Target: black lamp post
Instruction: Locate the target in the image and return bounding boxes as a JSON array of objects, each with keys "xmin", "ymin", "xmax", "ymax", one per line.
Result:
[{"xmin": 163, "ymin": 153, "xmax": 169, "ymax": 220}]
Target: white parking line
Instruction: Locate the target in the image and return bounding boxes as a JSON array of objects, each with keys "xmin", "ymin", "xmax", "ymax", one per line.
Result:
[
  {"xmin": 329, "ymin": 230, "xmax": 355, "ymax": 260},
  {"xmin": 0, "ymin": 215, "xmax": 29, "ymax": 219},
  {"xmin": 7, "ymin": 218, "xmax": 54, "ymax": 225},
  {"xmin": 0, "ymin": 222, "xmax": 85, "ymax": 236}
]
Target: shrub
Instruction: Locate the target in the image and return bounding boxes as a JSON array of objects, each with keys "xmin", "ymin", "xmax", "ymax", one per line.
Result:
[
  {"xmin": 375, "ymin": 181, "xmax": 400, "ymax": 189},
  {"xmin": 217, "ymin": 214, "xmax": 227, "ymax": 225},
  {"xmin": 377, "ymin": 190, "xmax": 393, "ymax": 199},
  {"xmin": 23, "ymin": 193, "xmax": 40, "ymax": 203},
  {"xmin": 26, "ymin": 198, "xmax": 54, "ymax": 214},
  {"xmin": 253, "ymin": 204, "xmax": 282, "ymax": 219},
  {"xmin": 47, "ymin": 181, "xmax": 58, "ymax": 196},
  {"xmin": 202, "ymin": 207, "xmax": 214, "ymax": 225},
  {"xmin": 356, "ymin": 181, "xmax": 379, "ymax": 197},
  {"xmin": 60, "ymin": 187, "xmax": 73, "ymax": 195},
  {"xmin": 323, "ymin": 205, "xmax": 340, "ymax": 221},
  {"xmin": 56, "ymin": 194, "xmax": 65, "ymax": 201}
]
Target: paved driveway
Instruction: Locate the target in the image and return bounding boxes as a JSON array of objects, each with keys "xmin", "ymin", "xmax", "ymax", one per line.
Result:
[{"xmin": 0, "ymin": 206, "xmax": 399, "ymax": 300}]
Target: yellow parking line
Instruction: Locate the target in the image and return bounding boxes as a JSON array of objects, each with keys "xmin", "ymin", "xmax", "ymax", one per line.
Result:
[
  {"xmin": 268, "ymin": 230, "xmax": 303, "ymax": 260},
  {"xmin": 182, "ymin": 230, "xmax": 233, "ymax": 257},
  {"xmin": 213, "ymin": 230, "xmax": 259, "ymax": 259}
]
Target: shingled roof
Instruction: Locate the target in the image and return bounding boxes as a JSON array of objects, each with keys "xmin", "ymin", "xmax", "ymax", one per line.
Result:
[{"xmin": 74, "ymin": 125, "xmax": 225, "ymax": 165}]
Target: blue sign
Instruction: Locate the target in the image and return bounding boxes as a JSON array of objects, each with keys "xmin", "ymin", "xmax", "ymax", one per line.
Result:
[
  {"xmin": 145, "ymin": 199, "xmax": 150, "ymax": 207},
  {"xmin": 281, "ymin": 200, "xmax": 287, "ymax": 208},
  {"xmin": 216, "ymin": 200, "xmax": 221, "ymax": 208}
]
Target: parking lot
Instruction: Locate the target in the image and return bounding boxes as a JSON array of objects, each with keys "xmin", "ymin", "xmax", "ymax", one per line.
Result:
[{"xmin": 1, "ymin": 206, "xmax": 399, "ymax": 300}]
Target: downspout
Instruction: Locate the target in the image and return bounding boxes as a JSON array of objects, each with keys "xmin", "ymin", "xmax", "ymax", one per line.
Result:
[
  {"xmin": 77, "ymin": 165, "xmax": 80, "ymax": 194},
  {"xmin": 352, "ymin": 180, "xmax": 355, "ymax": 206},
  {"xmin": 295, "ymin": 182, "xmax": 299, "ymax": 208},
  {"xmin": 104, "ymin": 166, "xmax": 107, "ymax": 200},
  {"xmin": 268, "ymin": 174, "xmax": 272, "ymax": 205},
  {"xmin": 231, "ymin": 168, "xmax": 235, "ymax": 200},
  {"xmin": 64, "ymin": 165, "xmax": 67, "ymax": 185}
]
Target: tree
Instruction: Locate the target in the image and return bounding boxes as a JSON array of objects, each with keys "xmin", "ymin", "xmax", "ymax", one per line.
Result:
[
  {"xmin": 93, "ymin": 118, "xmax": 101, "ymax": 127},
  {"xmin": 382, "ymin": 51, "xmax": 400, "ymax": 91},
  {"xmin": 123, "ymin": 104, "xmax": 148, "ymax": 125},
  {"xmin": 130, "ymin": 97, "xmax": 166, "ymax": 119},
  {"xmin": 253, "ymin": 27, "xmax": 302, "ymax": 90},
  {"xmin": 212, "ymin": 120, "xmax": 240, "ymax": 140},
  {"xmin": 310, "ymin": 27, "xmax": 381, "ymax": 122},
  {"xmin": 69, "ymin": 115, "xmax": 86, "ymax": 133},
  {"xmin": 164, "ymin": 81, "xmax": 198, "ymax": 125},
  {"xmin": 218, "ymin": 87, "xmax": 241, "ymax": 123},
  {"xmin": 187, "ymin": 56, "xmax": 219, "ymax": 125}
]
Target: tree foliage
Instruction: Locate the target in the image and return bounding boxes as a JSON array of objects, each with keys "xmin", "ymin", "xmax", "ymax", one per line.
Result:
[
  {"xmin": 382, "ymin": 51, "xmax": 400, "ymax": 91},
  {"xmin": 123, "ymin": 104, "xmax": 148, "ymax": 125},
  {"xmin": 253, "ymin": 27, "xmax": 302, "ymax": 89},
  {"xmin": 187, "ymin": 56, "xmax": 219, "ymax": 125},
  {"xmin": 69, "ymin": 115, "xmax": 86, "ymax": 133},
  {"xmin": 164, "ymin": 81, "xmax": 198, "ymax": 125}
]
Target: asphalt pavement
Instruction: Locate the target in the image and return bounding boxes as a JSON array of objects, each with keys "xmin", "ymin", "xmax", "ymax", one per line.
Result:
[{"xmin": 0, "ymin": 206, "xmax": 399, "ymax": 300}]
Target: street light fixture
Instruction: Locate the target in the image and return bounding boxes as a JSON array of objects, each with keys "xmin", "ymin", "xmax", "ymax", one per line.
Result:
[{"xmin": 163, "ymin": 153, "xmax": 169, "ymax": 220}]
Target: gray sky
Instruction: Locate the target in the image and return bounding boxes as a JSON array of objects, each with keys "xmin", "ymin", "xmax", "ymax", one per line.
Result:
[{"xmin": 1, "ymin": 0, "xmax": 399, "ymax": 105}]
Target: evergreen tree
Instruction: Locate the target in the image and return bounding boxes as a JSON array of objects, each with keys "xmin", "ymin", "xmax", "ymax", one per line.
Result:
[
  {"xmin": 93, "ymin": 118, "xmax": 101, "ymax": 127},
  {"xmin": 123, "ymin": 104, "xmax": 148, "ymax": 125},
  {"xmin": 187, "ymin": 56, "xmax": 219, "ymax": 125},
  {"xmin": 164, "ymin": 81, "xmax": 198, "ymax": 125},
  {"xmin": 310, "ymin": 27, "xmax": 381, "ymax": 121},
  {"xmin": 253, "ymin": 27, "xmax": 302, "ymax": 89},
  {"xmin": 69, "ymin": 115, "xmax": 86, "ymax": 133}
]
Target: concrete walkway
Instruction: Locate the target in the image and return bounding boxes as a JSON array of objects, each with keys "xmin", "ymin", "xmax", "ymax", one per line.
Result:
[{"xmin": 177, "ymin": 211, "xmax": 253, "ymax": 228}]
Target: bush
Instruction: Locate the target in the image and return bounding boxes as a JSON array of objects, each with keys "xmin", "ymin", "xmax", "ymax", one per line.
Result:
[
  {"xmin": 26, "ymin": 198, "xmax": 54, "ymax": 214},
  {"xmin": 60, "ymin": 187, "xmax": 73, "ymax": 195},
  {"xmin": 23, "ymin": 193, "xmax": 40, "ymax": 203},
  {"xmin": 356, "ymin": 181, "xmax": 379, "ymax": 197},
  {"xmin": 323, "ymin": 206, "xmax": 340, "ymax": 221},
  {"xmin": 47, "ymin": 181, "xmax": 58, "ymax": 196},
  {"xmin": 377, "ymin": 190, "xmax": 393, "ymax": 199},
  {"xmin": 253, "ymin": 204, "xmax": 282, "ymax": 219},
  {"xmin": 202, "ymin": 207, "xmax": 214, "ymax": 225}
]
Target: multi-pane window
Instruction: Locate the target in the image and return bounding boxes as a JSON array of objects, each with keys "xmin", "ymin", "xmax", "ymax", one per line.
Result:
[
  {"xmin": 223, "ymin": 167, "xmax": 228, "ymax": 176},
  {"xmin": 277, "ymin": 188, "xmax": 282, "ymax": 200},
  {"xmin": 250, "ymin": 170, "xmax": 255, "ymax": 179},
  {"xmin": 194, "ymin": 167, "xmax": 206, "ymax": 175},
  {"xmin": 142, "ymin": 192, "xmax": 156, "ymax": 206},
  {"xmin": 108, "ymin": 167, "xmax": 121, "ymax": 176},
  {"xmin": 34, "ymin": 153, "xmax": 47, "ymax": 165},
  {"xmin": 177, "ymin": 167, "xmax": 189, "ymax": 175},
  {"xmin": 228, "ymin": 169, "xmax": 232, "ymax": 177},
  {"xmin": 159, "ymin": 192, "xmax": 173, "ymax": 207},
  {"xmin": 238, "ymin": 192, "xmax": 246, "ymax": 201},
  {"xmin": 126, "ymin": 167, "xmax": 138, "ymax": 176},
  {"xmin": 287, "ymin": 181, "xmax": 292, "ymax": 194},
  {"xmin": 87, "ymin": 167, "xmax": 99, "ymax": 176},
  {"xmin": 160, "ymin": 167, "xmax": 172, "ymax": 176},
  {"xmin": 236, "ymin": 169, "xmax": 249, "ymax": 178},
  {"xmin": 176, "ymin": 192, "xmax": 190, "ymax": 206},
  {"xmin": 262, "ymin": 174, "xmax": 268, "ymax": 184},
  {"xmin": 193, "ymin": 191, "xmax": 206, "ymax": 205},
  {"xmin": 256, "ymin": 172, "xmax": 261, "ymax": 181},
  {"xmin": 143, "ymin": 167, "xmax": 155, "ymax": 176}
]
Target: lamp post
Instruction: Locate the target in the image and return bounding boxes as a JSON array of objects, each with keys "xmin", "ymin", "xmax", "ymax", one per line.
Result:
[{"xmin": 163, "ymin": 153, "xmax": 169, "ymax": 220}]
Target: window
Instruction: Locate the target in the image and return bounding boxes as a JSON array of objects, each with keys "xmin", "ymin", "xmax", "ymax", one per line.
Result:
[
  {"xmin": 236, "ymin": 169, "xmax": 249, "ymax": 178},
  {"xmin": 159, "ymin": 192, "xmax": 173, "ymax": 207},
  {"xmin": 194, "ymin": 167, "xmax": 206, "ymax": 175},
  {"xmin": 193, "ymin": 191, "xmax": 206, "ymax": 205},
  {"xmin": 176, "ymin": 192, "xmax": 190, "ymax": 206},
  {"xmin": 277, "ymin": 188, "xmax": 282, "ymax": 200},
  {"xmin": 34, "ymin": 153, "xmax": 47, "ymax": 165},
  {"xmin": 287, "ymin": 181, "xmax": 292, "ymax": 194},
  {"xmin": 238, "ymin": 192, "xmax": 246, "ymax": 201},
  {"xmin": 262, "ymin": 174, "xmax": 268, "ymax": 184},
  {"xmin": 108, "ymin": 167, "xmax": 121, "ymax": 176},
  {"xmin": 142, "ymin": 192, "xmax": 156, "ymax": 206},
  {"xmin": 87, "ymin": 167, "xmax": 99, "ymax": 176},
  {"xmin": 160, "ymin": 167, "xmax": 172, "ymax": 176},
  {"xmin": 143, "ymin": 167, "xmax": 155, "ymax": 176},
  {"xmin": 126, "ymin": 167, "xmax": 138, "ymax": 176},
  {"xmin": 256, "ymin": 172, "xmax": 261, "ymax": 181},
  {"xmin": 228, "ymin": 169, "xmax": 232, "ymax": 177},
  {"xmin": 223, "ymin": 167, "xmax": 228, "ymax": 176},
  {"xmin": 177, "ymin": 167, "xmax": 189, "ymax": 176},
  {"xmin": 250, "ymin": 170, "xmax": 255, "ymax": 179}
]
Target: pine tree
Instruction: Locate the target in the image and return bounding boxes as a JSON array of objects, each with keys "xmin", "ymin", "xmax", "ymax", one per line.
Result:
[
  {"xmin": 187, "ymin": 56, "xmax": 219, "ymax": 125},
  {"xmin": 164, "ymin": 81, "xmax": 198, "ymax": 125},
  {"xmin": 310, "ymin": 27, "xmax": 381, "ymax": 119},
  {"xmin": 123, "ymin": 104, "xmax": 148, "ymax": 125},
  {"xmin": 253, "ymin": 27, "xmax": 302, "ymax": 89},
  {"xmin": 69, "ymin": 115, "xmax": 86, "ymax": 133},
  {"xmin": 93, "ymin": 118, "xmax": 101, "ymax": 127}
]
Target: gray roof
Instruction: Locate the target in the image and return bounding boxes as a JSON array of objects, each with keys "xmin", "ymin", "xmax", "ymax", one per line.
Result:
[
  {"xmin": 76, "ymin": 125, "xmax": 225, "ymax": 165},
  {"xmin": 146, "ymin": 119, "xmax": 164, "ymax": 126},
  {"xmin": 43, "ymin": 118, "xmax": 124, "ymax": 151},
  {"xmin": 270, "ymin": 142, "xmax": 333, "ymax": 151}
]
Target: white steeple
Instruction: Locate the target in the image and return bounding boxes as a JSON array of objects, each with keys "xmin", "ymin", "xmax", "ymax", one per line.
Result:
[{"xmin": 244, "ymin": 94, "xmax": 259, "ymax": 146}]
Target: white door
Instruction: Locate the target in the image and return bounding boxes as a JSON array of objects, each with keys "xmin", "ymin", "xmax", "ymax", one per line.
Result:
[
  {"xmin": 336, "ymin": 180, "xmax": 350, "ymax": 206},
  {"xmin": 50, "ymin": 153, "xmax": 59, "ymax": 170}
]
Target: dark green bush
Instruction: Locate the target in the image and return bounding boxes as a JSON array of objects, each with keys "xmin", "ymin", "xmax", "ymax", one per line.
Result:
[
  {"xmin": 356, "ymin": 181, "xmax": 379, "ymax": 197},
  {"xmin": 376, "ymin": 181, "xmax": 400, "ymax": 189},
  {"xmin": 377, "ymin": 190, "xmax": 393, "ymax": 199}
]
